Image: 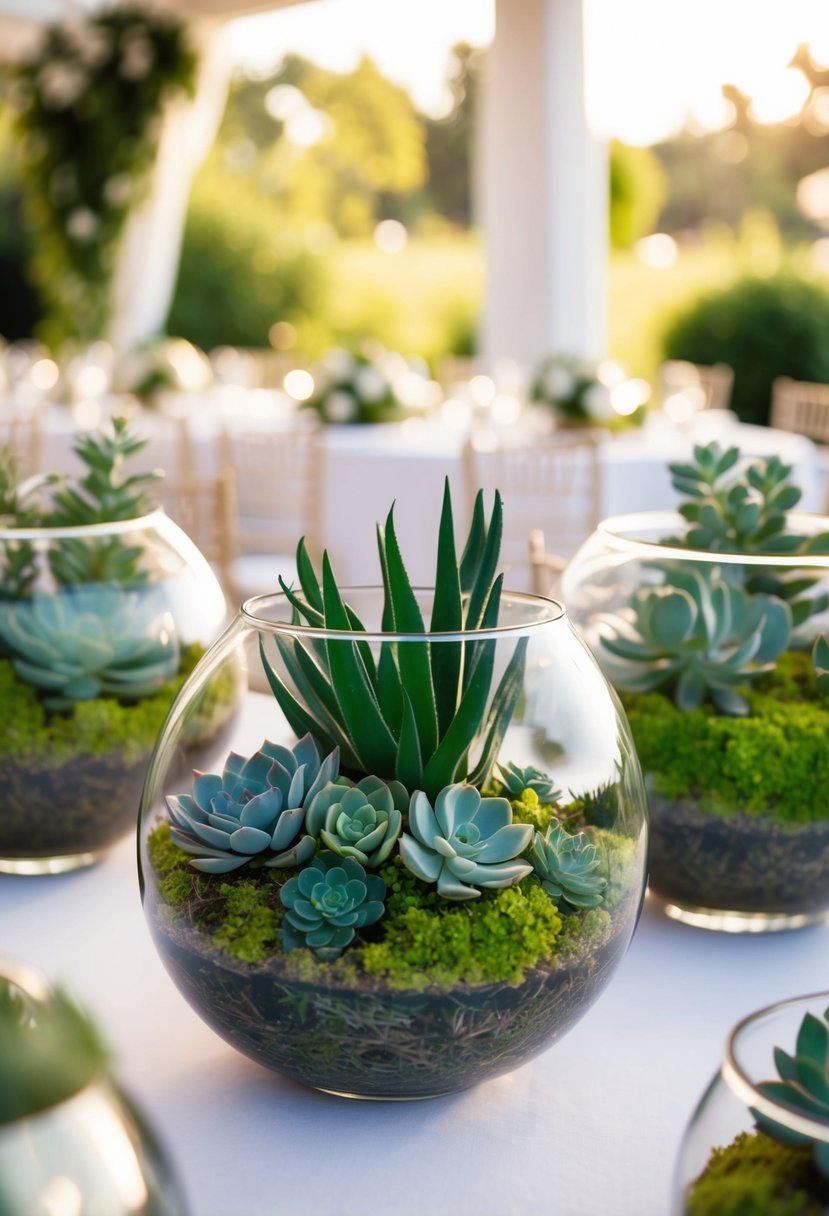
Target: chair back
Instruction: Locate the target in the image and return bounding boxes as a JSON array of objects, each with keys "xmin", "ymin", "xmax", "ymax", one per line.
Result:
[
  {"xmin": 770, "ymin": 376, "xmax": 829, "ymax": 443},
  {"xmin": 217, "ymin": 419, "xmax": 323, "ymax": 601},
  {"xmin": 0, "ymin": 410, "xmax": 42, "ymax": 479},
  {"xmin": 659, "ymin": 360, "xmax": 734, "ymax": 413},
  {"xmin": 157, "ymin": 466, "xmax": 238, "ymax": 596},
  {"xmin": 464, "ymin": 430, "xmax": 601, "ymax": 591}
]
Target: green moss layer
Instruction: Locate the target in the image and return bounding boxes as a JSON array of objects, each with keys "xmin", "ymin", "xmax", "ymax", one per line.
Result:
[
  {"xmin": 686, "ymin": 1131, "xmax": 829, "ymax": 1216},
  {"xmin": 622, "ymin": 651, "xmax": 828, "ymax": 826},
  {"xmin": 0, "ymin": 645, "xmax": 204, "ymax": 764},
  {"xmin": 147, "ymin": 811, "xmax": 638, "ymax": 990}
]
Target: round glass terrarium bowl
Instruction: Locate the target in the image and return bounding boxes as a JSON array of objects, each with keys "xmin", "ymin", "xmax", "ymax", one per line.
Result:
[
  {"xmin": 563, "ymin": 510, "xmax": 829, "ymax": 934},
  {"xmin": 674, "ymin": 992, "xmax": 829, "ymax": 1215},
  {"xmin": 138, "ymin": 588, "xmax": 649, "ymax": 1100},
  {"xmin": 0, "ymin": 510, "xmax": 233, "ymax": 875},
  {"xmin": 0, "ymin": 958, "xmax": 188, "ymax": 1216}
]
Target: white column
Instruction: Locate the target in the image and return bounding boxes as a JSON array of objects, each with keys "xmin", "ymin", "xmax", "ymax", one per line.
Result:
[
  {"xmin": 108, "ymin": 19, "xmax": 231, "ymax": 358},
  {"xmin": 479, "ymin": 0, "xmax": 607, "ymax": 371}
]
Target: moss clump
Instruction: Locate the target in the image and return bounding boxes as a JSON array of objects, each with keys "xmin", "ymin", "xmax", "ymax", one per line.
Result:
[
  {"xmin": 361, "ymin": 861, "xmax": 562, "ymax": 988},
  {"xmin": 0, "ymin": 645, "xmax": 205, "ymax": 765},
  {"xmin": 622, "ymin": 651, "xmax": 828, "ymax": 825},
  {"xmin": 146, "ymin": 818, "xmax": 636, "ymax": 989},
  {"xmin": 212, "ymin": 882, "xmax": 279, "ymax": 964},
  {"xmin": 686, "ymin": 1131, "xmax": 829, "ymax": 1216}
]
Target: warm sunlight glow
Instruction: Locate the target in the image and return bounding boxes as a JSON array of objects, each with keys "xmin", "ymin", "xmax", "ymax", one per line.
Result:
[
  {"xmin": 284, "ymin": 369, "xmax": 314, "ymax": 401},
  {"xmin": 748, "ymin": 68, "xmax": 811, "ymax": 124},
  {"xmin": 229, "ymin": 0, "xmax": 827, "ymax": 145}
]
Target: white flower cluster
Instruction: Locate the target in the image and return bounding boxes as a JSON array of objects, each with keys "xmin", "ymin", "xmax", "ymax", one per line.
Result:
[{"xmin": 303, "ymin": 347, "xmax": 439, "ymax": 425}]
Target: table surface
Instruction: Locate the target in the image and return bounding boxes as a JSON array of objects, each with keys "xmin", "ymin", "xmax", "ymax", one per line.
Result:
[
  {"xmin": 2, "ymin": 819, "xmax": 827, "ymax": 1215},
  {"xmin": 34, "ymin": 403, "xmax": 828, "ymax": 590}
]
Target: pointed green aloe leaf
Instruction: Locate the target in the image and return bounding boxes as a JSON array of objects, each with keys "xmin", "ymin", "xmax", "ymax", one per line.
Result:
[
  {"xmin": 321, "ymin": 554, "xmax": 397, "ymax": 773},
  {"xmin": 258, "ymin": 635, "xmax": 340, "ymax": 755},
  {"xmin": 430, "ymin": 479, "xmax": 464, "ymax": 737},
  {"xmin": 382, "ymin": 505, "xmax": 438, "ymax": 760},
  {"xmin": 377, "ymin": 641, "xmax": 404, "ymax": 735},
  {"xmin": 468, "ymin": 635, "xmax": 529, "ymax": 790},
  {"xmin": 422, "ymin": 636, "xmax": 496, "ymax": 797},
  {"xmin": 344, "ymin": 604, "xmax": 377, "ymax": 685},
  {"xmin": 463, "ymin": 574, "xmax": 503, "ymax": 696},
  {"xmin": 296, "ymin": 538, "xmax": 323, "ymax": 614},
  {"xmin": 465, "ymin": 490, "xmax": 503, "ymax": 630},
  {"xmin": 278, "ymin": 576, "xmax": 325, "ymax": 627},
  {"xmin": 395, "ymin": 690, "xmax": 425, "ymax": 791},
  {"xmin": 459, "ymin": 489, "xmax": 486, "ymax": 595},
  {"xmin": 282, "ymin": 637, "xmax": 362, "ymax": 768}
]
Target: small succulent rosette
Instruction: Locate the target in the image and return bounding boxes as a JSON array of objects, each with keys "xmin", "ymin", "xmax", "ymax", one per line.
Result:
[{"xmin": 301, "ymin": 345, "xmax": 439, "ymax": 425}]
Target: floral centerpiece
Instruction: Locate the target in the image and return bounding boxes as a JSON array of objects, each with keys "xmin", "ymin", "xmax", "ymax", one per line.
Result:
[
  {"xmin": 677, "ymin": 993, "xmax": 829, "ymax": 1215},
  {"xmin": 0, "ymin": 960, "xmax": 188, "ymax": 1213},
  {"xmin": 139, "ymin": 481, "xmax": 648, "ymax": 1098},
  {"xmin": 0, "ymin": 418, "xmax": 232, "ymax": 873},
  {"xmin": 301, "ymin": 345, "xmax": 436, "ymax": 425},
  {"xmin": 7, "ymin": 5, "xmax": 197, "ymax": 345},
  {"xmin": 564, "ymin": 441, "xmax": 829, "ymax": 931},
  {"xmin": 529, "ymin": 352, "xmax": 648, "ymax": 428}
]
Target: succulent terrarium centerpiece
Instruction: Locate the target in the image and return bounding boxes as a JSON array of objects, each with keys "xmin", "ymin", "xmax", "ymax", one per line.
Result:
[
  {"xmin": 139, "ymin": 483, "xmax": 648, "ymax": 1099},
  {"xmin": 563, "ymin": 442, "xmax": 829, "ymax": 931},
  {"xmin": 676, "ymin": 993, "xmax": 829, "ymax": 1215},
  {"xmin": 0, "ymin": 419, "xmax": 232, "ymax": 874},
  {"xmin": 0, "ymin": 957, "xmax": 188, "ymax": 1215}
]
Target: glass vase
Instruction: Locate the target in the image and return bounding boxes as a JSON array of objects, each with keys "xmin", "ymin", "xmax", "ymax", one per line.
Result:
[
  {"xmin": 0, "ymin": 958, "xmax": 189, "ymax": 1216},
  {"xmin": 138, "ymin": 588, "xmax": 649, "ymax": 1099},
  {"xmin": 0, "ymin": 510, "xmax": 235, "ymax": 874},
  {"xmin": 563, "ymin": 510, "xmax": 829, "ymax": 933},
  {"xmin": 674, "ymin": 992, "xmax": 829, "ymax": 1215}
]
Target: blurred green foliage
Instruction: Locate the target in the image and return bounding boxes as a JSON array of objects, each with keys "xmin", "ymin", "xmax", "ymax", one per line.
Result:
[
  {"xmin": 610, "ymin": 141, "xmax": 666, "ymax": 249},
  {"xmin": 167, "ymin": 169, "xmax": 327, "ymax": 351},
  {"xmin": 661, "ymin": 272, "xmax": 829, "ymax": 426}
]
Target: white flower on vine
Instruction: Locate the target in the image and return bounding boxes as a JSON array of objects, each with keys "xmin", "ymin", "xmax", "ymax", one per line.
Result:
[
  {"xmin": 49, "ymin": 164, "xmax": 77, "ymax": 205},
  {"xmin": 38, "ymin": 60, "xmax": 87, "ymax": 109},
  {"xmin": 103, "ymin": 174, "xmax": 133, "ymax": 209},
  {"xmin": 582, "ymin": 382, "xmax": 614, "ymax": 422},
  {"xmin": 119, "ymin": 31, "xmax": 154, "ymax": 81},
  {"xmin": 323, "ymin": 391, "xmax": 358, "ymax": 423},
  {"xmin": 543, "ymin": 364, "xmax": 574, "ymax": 401},
  {"xmin": 323, "ymin": 348, "xmax": 354, "ymax": 379},
  {"xmin": 62, "ymin": 19, "xmax": 111, "ymax": 69},
  {"xmin": 66, "ymin": 208, "xmax": 100, "ymax": 242},
  {"xmin": 354, "ymin": 366, "xmax": 387, "ymax": 403}
]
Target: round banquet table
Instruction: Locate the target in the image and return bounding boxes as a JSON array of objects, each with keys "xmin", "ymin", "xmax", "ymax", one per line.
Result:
[
  {"xmin": 1, "ymin": 689, "xmax": 827, "ymax": 1216},
  {"xmin": 32, "ymin": 400, "xmax": 829, "ymax": 588}
]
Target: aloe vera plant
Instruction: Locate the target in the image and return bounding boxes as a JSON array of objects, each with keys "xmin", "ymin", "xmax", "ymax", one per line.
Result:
[
  {"xmin": 752, "ymin": 1002, "xmax": 829, "ymax": 1178},
  {"xmin": 259, "ymin": 482, "xmax": 528, "ymax": 800}
]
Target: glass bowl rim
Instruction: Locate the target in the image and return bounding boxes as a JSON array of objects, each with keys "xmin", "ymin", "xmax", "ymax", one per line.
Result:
[
  {"xmin": 240, "ymin": 586, "xmax": 566, "ymax": 641},
  {"xmin": 594, "ymin": 510, "xmax": 829, "ymax": 568},
  {"xmin": 721, "ymin": 989, "xmax": 829, "ymax": 1143},
  {"xmin": 0, "ymin": 507, "xmax": 172, "ymax": 542}
]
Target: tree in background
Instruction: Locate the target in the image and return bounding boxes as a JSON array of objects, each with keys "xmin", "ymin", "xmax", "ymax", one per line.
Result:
[{"xmin": 610, "ymin": 141, "xmax": 666, "ymax": 248}]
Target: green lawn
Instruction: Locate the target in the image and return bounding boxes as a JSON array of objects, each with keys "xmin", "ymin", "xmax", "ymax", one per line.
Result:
[{"xmin": 323, "ymin": 233, "xmax": 745, "ymax": 382}]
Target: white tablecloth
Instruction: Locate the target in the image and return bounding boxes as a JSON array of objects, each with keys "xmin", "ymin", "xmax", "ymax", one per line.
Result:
[
  {"xmin": 34, "ymin": 403, "xmax": 828, "ymax": 589},
  {"xmin": 2, "ymin": 831, "xmax": 826, "ymax": 1216}
]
